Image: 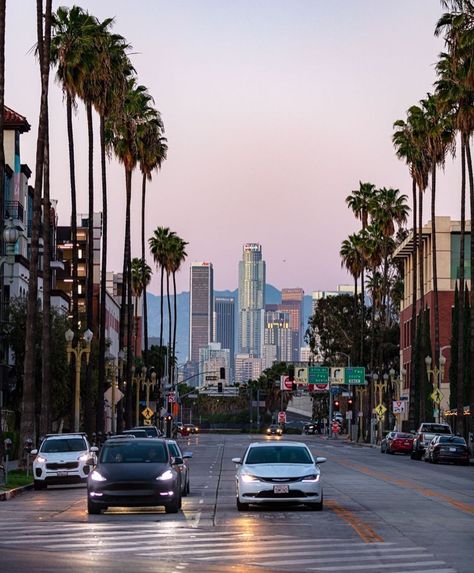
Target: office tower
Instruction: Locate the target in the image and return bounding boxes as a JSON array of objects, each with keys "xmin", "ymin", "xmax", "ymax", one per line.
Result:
[
  {"xmin": 189, "ymin": 262, "xmax": 213, "ymax": 363},
  {"xmin": 264, "ymin": 309, "xmax": 293, "ymax": 363},
  {"xmin": 234, "ymin": 354, "xmax": 262, "ymax": 386},
  {"xmin": 238, "ymin": 243, "xmax": 265, "ymax": 357},
  {"xmin": 214, "ymin": 297, "xmax": 235, "ymax": 379},
  {"xmin": 198, "ymin": 342, "xmax": 230, "ymax": 388},
  {"xmin": 280, "ymin": 288, "xmax": 304, "ymax": 362}
]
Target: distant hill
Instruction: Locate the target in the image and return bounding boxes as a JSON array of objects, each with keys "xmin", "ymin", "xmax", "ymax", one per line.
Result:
[{"xmin": 146, "ymin": 285, "xmax": 313, "ymax": 362}]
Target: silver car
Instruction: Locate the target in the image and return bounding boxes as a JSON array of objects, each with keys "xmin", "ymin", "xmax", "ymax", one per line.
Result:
[
  {"xmin": 166, "ymin": 439, "xmax": 192, "ymax": 495},
  {"xmin": 232, "ymin": 441, "xmax": 326, "ymax": 511}
]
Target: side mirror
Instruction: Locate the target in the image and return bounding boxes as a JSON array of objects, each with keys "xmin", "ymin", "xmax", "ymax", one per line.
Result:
[
  {"xmin": 31, "ymin": 449, "xmax": 38, "ymax": 456},
  {"xmin": 316, "ymin": 457, "xmax": 327, "ymax": 464},
  {"xmin": 170, "ymin": 456, "xmax": 177, "ymax": 465},
  {"xmin": 87, "ymin": 457, "xmax": 95, "ymax": 466},
  {"xmin": 174, "ymin": 457, "xmax": 184, "ymax": 465},
  {"xmin": 232, "ymin": 457, "xmax": 242, "ymax": 464},
  {"xmin": 183, "ymin": 452, "xmax": 193, "ymax": 459},
  {"xmin": 90, "ymin": 446, "xmax": 99, "ymax": 453}
]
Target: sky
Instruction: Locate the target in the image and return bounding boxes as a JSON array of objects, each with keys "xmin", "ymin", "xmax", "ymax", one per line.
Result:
[{"xmin": 5, "ymin": 1, "xmax": 461, "ymax": 296}]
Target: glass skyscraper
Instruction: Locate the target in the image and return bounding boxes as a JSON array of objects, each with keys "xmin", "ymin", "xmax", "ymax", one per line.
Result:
[
  {"xmin": 238, "ymin": 243, "xmax": 265, "ymax": 357},
  {"xmin": 189, "ymin": 262, "xmax": 213, "ymax": 363}
]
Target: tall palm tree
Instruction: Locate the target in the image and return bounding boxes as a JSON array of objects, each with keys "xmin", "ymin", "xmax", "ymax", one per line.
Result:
[
  {"xmin": 346, "ymin": 182, "xmax": 377, "ymax": 365},
  {"xmin": 51, "ymin": 6, "xmax": 97, "ymax": 340},
  {"xmin": 340, "ymin": 234, "xmax": 362, "ymax": 329},
  {"xmin": 138, "ymin": 116, "xmax": 167, "ymax": 367},
  {"xmin": 131, "ymin": 257, "xmax": 151, "ymax": 357},
  {"xmin": 22, "ymin": 0, "xmax": 52, "ymax": 449},
  {"xmin": 167, "ymin": 235, "xmax": 188, "ymax": 384}
]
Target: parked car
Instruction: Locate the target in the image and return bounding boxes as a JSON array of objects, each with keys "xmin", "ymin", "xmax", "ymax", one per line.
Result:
[
  {"xmin": 87, "ymin": 437, "xmax": 181, "ymax": 515},
  {"xmin": 121, "ymin": 429, "xmax": 149, "ymax": 438},
  {"xmin": 382, "ymin": 432, "xmax": 414, "ymax": 454},
  {"xmin": 232, "ymin": 441, "xmax": 326, "ymax": 511},
  {"xmin": 302, "ymin": 421, "xmax": 320, "ymax": 435},
  {"xmin": 380, "ymin": 431, "xmax": 396, "ymax": 453},
  {"xmin": 266, "ymin": 424, "xmax": 283, "ymax": 436},
  {"xmin": 411, "ymin": 422, "xmax": 453, "ymax": 460},
  {"xmin": 32, "ymin": 433, "xmax": 97, "ymax": 490},
  {"xmin": 184, "ymin": 424, "xmax": 199, "ymax": 434},
  {"xmin": 166, "ymin": 439, "xmax": 192, "ymax": 495},
  {"xmin": 424, "ymin": 435, "xmax": 470, "ymax": 465},
  {"xmin": 131, "ymin": 426, "xmax": 162, "ymax": 438}
]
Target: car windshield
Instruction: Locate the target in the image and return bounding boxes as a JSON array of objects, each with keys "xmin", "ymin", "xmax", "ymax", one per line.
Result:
[
  {"xmin": 394, "ymin": 433, "xmax": 413, "ymax": 439},
  {"xmin": 422, "ymin": 424, "xmax": 451, "ymax": 434},
  {"xmin": 122, "ymin": 430, "xmax": 148, "ymax": 438},
  {"xmin": 41, "ymin": 438, "xmax": 87, "ymax": 453},
  {"xmin": 438, "ymin": 436, "xmax": 466, "ymax": 445},
  {"xmin": 168, "ymin": 443, "xmax": 181, "ymax": 457},
  {"xmin": 246, "ymin": 445, "xmax": 312, "ymax": 464},
  {"xmin": 101, "ymin": 442, "xmax": 167, "ymax": 463}
]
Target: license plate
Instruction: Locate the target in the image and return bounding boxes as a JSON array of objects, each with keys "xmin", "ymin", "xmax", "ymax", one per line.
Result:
[
  {"xmin": 273, "ymin": 485, "xmax": 289, "ymax": 494},
  {"xmin": 449, "ymin": 447, "xmax": 456, "ymax": 452},
  {"xmin": 57, "ymin": 471, "xmax": 68, "ymax": 476}
]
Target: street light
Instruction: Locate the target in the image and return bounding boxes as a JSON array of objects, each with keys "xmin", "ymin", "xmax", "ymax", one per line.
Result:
[
  {"xmin": 425, "ymin": 351, "xmax": 448, "ymax": 423},
  {"xmin": 389, "ymin": 367, "xmax": 406, "ymax": 431},
  {"xmin": 65, "ymin": 328, "xmax": 93, "ymax": 432}
]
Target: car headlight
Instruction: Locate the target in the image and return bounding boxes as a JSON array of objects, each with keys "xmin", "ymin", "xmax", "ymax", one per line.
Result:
[
  {"xmin": 90, "ymin": 470, "xmax": 107, "ymax": 482},
  {"xmin": 301, "ymin": 474, "xmax": 320, "ymax": 482},
  {"xmin": 156, "ymin": 469, "xmax": 174, "ymax": 481},
  {"xmin": 36, "ymin": 455, "xmax": 47, "ymax": 463},
  {"xmin": 78, "ymin": 453, "xmax": 90, "ymax": 462},
  {"xmin": 241, "ymin": 473, "xmax": 260, "ymax": 483}
]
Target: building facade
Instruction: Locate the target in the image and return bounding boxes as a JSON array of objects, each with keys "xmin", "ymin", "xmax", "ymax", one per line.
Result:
[
  {"xmin": 189, "ymin": 262, "xmax": 214, "ymax": 363},
  {"xmin": 214, "ymin": 296, "xmax": 235, "ymax": 380},
  {"xmin": 234, "ymin": 353, "xmax": 262, "ymax": 386},
  {"xmin": 238, "ymin": 243, "xmax": 265, "ymax": 357}
]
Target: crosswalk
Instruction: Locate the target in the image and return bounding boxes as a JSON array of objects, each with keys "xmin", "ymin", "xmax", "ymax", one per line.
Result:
[{"xmin": 0, "ymin": 521, "xmax": 456, "ymax": 573}]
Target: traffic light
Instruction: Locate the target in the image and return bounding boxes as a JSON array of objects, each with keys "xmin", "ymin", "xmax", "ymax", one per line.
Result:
[
  {"xmin": 288, "ymin": 366, "xmax": 295, "ymax": 381},
  {"xmin": 347, "ymin": 398, "xmax": 353, "ymax": 411},
  {"xmin": 218, "ymin": 382, "xmax": 223, "ymax": 393},
  {"xmin": 220, "ymin": 367, "xmax": 225, "ymax": 380},
  {"xmin": 334, "ymin": 400, "xmax": 340, "ymax": 412}
]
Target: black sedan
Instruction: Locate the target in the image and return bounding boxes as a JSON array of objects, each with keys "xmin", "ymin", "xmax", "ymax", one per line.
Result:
[
  {"xmin": 424, "ymin": 435, "xmax": 470, "ymax": 465},
  {"xmin": 87, "ymin": 438, "xmax": 181, "ymax": 514}
]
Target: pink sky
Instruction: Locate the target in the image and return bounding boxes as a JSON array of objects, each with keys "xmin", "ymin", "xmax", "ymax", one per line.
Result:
[{"xmin": 5, "ymin": 1, "xmax": 460, "ymax": 295}]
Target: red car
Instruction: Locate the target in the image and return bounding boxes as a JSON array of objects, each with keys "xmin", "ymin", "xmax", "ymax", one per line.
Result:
[{"xmin": 386, "ymin": 432, "xmax": 414, "ymax": 454}]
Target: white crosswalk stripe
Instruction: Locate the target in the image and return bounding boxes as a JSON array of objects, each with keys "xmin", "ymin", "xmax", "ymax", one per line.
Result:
[{"xmin": 0, "ymin": 522, "xmax": 455, "ymax": 572}]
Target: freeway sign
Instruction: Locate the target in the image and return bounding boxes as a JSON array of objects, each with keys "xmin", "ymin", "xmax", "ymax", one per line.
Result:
[
  {"xmin": 343, "ymin": 367, "xmax": 366, "ymax": 385},
  {"xmin": 308, "ymin": 366, "xmax": 329, "ymax": 384}
]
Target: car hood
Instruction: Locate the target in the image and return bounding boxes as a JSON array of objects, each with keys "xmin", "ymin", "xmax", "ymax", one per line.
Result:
[
  {"xmin": 38, "ymin": 450, "xmax": 87, "ymax": 461},
  {"xmin": 96, "ymin": 462, "xmax": 170, "ymax": 481},
  {"xmin": 242, "ymin": 464, "xmax": 318, "ymax": 478}
]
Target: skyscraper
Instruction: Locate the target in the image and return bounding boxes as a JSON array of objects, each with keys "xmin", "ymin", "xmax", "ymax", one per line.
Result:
[
  {"xmin": 214, "ymin": 297, "xmax": 235, "ymax": 378},
  {"xmin": 238, "ymin": 243, "xmax": 265, "ymax": 357},
  {"xmin": 189, "ymin": 262, "xmax": 213, "ymax": 363},
  {"xmin": 280, "ymin": 288, "xmax": 305, "ymax": 362}
]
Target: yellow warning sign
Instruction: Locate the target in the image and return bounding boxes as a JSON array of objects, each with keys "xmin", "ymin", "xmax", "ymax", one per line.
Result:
[
  {"xmin": 431, "ymin": 388, "xmax": 444, "ymax": 404},
  {"xmin": 142, "ymin": 406, "xmax": 154, "ymax": 419},
  {"xmin": 374, "ymin": 404, "xmax": 387, "ymax": 418}
]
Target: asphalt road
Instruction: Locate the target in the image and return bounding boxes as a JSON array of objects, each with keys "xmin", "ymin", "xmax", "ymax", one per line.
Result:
[{"xmin": 0, "ymin": 433, "xmax": 473, "ymax": 573}]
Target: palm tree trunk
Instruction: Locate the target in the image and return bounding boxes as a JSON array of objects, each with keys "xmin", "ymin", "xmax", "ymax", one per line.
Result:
[
  {"xmin": 124, "ymin": 168, "xmax": 133, "ymax": 428},
  {"xmin": 172, "ymin": 270, "xmax": 178, "ymax": 385},
  {"xmin": 431, "ymin": 160, "xmax": 440, "ymax": 375},
  {"xmin": 456, "ymin": 136, "xmax": 466, "ymax": 433},
  {"xmin": 97, "ymin": 114, "xmax": 107, "ymax": 433},
  {"xmin": 408, "ymin": 178, "xmax": 417, "ymax": 431},
  {"xmin": 22, "ymin": 0, "xmax": 50, "ymax": 448},
  {"xmin": 159, "ymin": 265, "xmax": 164, "ymax": 373},
  {"xmin": 166, "ymin": 271, "xmax": 172, "ymax": 388},
  {"xmin": 66, "ymin": 92, "xmax": 79, "ymax": 338},
  {"xmin": 418, "ymin": 186, "xmax": 425, "ymax": 427},
  {"xmin": 84, "ymin": 101, "xmax": 94, "ymax": 435},
  {"xmin": 466, "ymin": 139, "xmax": 474, "ymax": 436},
  {"xmin": 40, "ymin": 106, "xmax": 51, "ymax": 437},
  {"xmin": 141, "ymin": 173, "xmax": 149, "ymax": 366},
  {"xmin": 360, "ymin": 263, "xmax": 365, "ymax": 366},
  {"xmin": 0, "ymin": 0, "xmax": 5, "ymax": 451}
]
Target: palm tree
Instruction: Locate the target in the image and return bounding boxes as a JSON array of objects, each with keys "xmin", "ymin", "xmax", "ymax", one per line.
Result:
[
  {"xmin": 51, "ymin": 6, "xmax": 97, "ymax": 340},
  {"xmin": 138, "ymin": 116, "xmax": 167, "ymax": 367},
  {"xmin": 167, "ymin": 235, "xmax": 188, "ymax": 384},
  {"xmin": 131, "ymin": 257, "xmax": 151, "ymax": 358},
  {"xmin": 22, "ymin": 0, "xmax": 52, "ymax": 449},
  {"xmin": 340, "ymin": 234, "xmax": 362, "ymax": 331},
  {"xmin": 346, "ymin": 182, "xmax": 377, "ymax": 365}
]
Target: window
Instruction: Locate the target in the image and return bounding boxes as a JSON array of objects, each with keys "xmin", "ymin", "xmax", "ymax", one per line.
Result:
[
  {"xmin": 41, "ymin": 438, "xmax": 87, "ymax": 453},
  {"xmin": 246, "ymin": 445, "xmax": 312, "ymax": 465}
]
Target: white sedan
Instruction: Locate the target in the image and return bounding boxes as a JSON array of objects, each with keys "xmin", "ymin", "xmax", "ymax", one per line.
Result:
[{"xmin": 232, "ymin": 441, "xmax": 326, "ymax": 511}]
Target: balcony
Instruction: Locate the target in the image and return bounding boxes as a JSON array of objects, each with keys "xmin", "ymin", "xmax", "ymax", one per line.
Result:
[{"xmin": 4, "ymin": 201, "xmax": 24, "ymax": 225}]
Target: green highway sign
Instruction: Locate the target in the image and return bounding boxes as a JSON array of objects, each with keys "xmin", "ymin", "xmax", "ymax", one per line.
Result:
[
  {"xmin": 343, "ymin": 367, "xmax": 366, "ymax": 385},
  {"xmin": 308, "ymin": 366, "xmax": 329, "ymax": 384}
]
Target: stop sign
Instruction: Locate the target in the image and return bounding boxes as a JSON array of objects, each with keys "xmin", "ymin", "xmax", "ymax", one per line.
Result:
[
  {"xmin": 281, "ymin": 376, "xmax": 293, "ymax": 390},
  {"xmin": 278, "ymin": 411, "xmax": 286, "ymax": 423}
]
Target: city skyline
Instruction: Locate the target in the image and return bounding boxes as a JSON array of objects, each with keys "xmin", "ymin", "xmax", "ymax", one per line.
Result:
[{"xmin": 4, "ymin": 1, "xmax": 460, "ymax": 297}]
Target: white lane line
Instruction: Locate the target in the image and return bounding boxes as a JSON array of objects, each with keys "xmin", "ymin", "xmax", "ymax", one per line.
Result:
[
  {"xmin": 309, "ymin": 561, "xmax": 447, "ymax": 572},
  {"xmin": 390, "ymin": 570, "xmax": 456, "ymax": 573}
]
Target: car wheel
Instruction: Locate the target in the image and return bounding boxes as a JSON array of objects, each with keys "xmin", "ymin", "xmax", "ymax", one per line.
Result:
[
  {"xmin": 380, "ymin": 446, "xmax": 385, "ymax": 454},
  {"xmin": 236, "ymin": 497, "xmax": 249, "ymax": 511},
  {"xmin": 432, "ymin": 455, "xmax": 438, "ymax": 464},
  {"xmin": 34, "ymin": 480, "xmax": 46, "ymax": 490},
  {"xmin": 308, "ymin": 494, "xmax": 323, "ymax": 511},
  {"xmin": 186, "ymin": 479, "xmax": 190, "ymax": 495},
  {"xmin": 87, "ymin": 500, "xmax": 102, "ymax": 515},
  {"xmin": 165, "ymin": 495, "xmax": 181, "ymax": 514}
]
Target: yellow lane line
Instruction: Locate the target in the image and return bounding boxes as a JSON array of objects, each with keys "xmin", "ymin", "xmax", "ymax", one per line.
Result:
[{"xmin": 326, "ymin": 500, "xmax": 383, "ymax": 543}]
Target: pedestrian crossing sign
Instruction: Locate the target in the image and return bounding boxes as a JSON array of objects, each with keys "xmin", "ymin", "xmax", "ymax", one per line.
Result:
[
  {"xmin": 374, "ymin": 404, "xmax": 387, "ymax": 418},
  {"xmin": 142, "ymin": 406, "xmax": 154, "ymax": 419},
  {"xmin": 431, "ymin": 388, "xmax": 443, "ymax": 404}
]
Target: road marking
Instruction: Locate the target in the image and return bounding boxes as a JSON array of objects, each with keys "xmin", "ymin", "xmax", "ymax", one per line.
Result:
[
  {"xmin": 259, "ymin": 553, "xmax": 434, "ymax": 567},
  {"xmin": 309, "ymin": 562, "xmax": 447, "ymax": 571},
  {"xmin": 326, "ymin": 500, "xmax": 383, "ymax": 543}
]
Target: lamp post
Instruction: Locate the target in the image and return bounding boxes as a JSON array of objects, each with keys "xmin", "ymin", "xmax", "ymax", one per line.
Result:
[
  {"xmin": 105, "ymin": 353, "xmax": 119, "ymax": 434},
  {"xmin": 143, "ymin": 370, "xmax": 157, "ymax": 409},
  {"xmin": 389, "ymin": 367, "xmax": 406, "ymax": 431},
  {"xmin": 372, "ymin": 373, "xmax": 388, "ymax": 444},
  {"xmin": 425, "ymin": 352, "xmax": 447, "ymax": 423},
  {"xmin": 65, "ymin": 328, "xmax": 93, "ymax": 432},
  {"xmin": 133, "ymin": 366, "xmax": 148, "ymax": 427}
]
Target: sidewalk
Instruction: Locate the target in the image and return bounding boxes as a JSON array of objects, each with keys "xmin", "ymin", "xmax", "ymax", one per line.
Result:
[{"xmin": 0, "ymin": 458, "xmax": 33, "ymax": 501}]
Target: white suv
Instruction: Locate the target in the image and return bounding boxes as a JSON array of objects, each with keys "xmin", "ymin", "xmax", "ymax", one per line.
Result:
[{"xmin": 32, "ymin": 433, "xmax": 97, "ymax": 490}]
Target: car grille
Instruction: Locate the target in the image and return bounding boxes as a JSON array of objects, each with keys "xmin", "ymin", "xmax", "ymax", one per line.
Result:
[
  {"xmin": 106, "ymin": 482, "xmax": 153, "ymax": 491},
  {"xmin": 46, "ymin": 462, "xmax": 79, "ymax": 470},
  {"xmin": 259, "ymin": 477, "xmax": 301, "ymax": 483},
  {"xmin": 252, "ymin": 489, "xmax": 307, "ymax": 498}
]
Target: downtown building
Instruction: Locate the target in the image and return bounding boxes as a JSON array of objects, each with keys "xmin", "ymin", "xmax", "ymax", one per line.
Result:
[
  {"xmin": 263, "ymin": 307, "xmax": 293, "ymax": 369},
  {"xmin": 238, "ymin": 243, "xmax": 265, "ymax": 358},
  {"xmin": 214, "ymin": 296, "xmax": 235, "ymax": 381},
  {"xmin": 189, "ymin": 262, "xmax": 214, "ymax": 365},
  {"xmin": 280, "ymin": 288, "xmax": 305, "ymax": 362}
]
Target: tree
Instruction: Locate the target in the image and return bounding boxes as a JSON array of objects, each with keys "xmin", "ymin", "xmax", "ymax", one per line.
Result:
[
  {"xmin": 340, "ymin": 233, "xmax": 362, "ymax": 360},
  {"xmin": 131, "ymin": 257, "xmax": 151, "ymax": 357}
]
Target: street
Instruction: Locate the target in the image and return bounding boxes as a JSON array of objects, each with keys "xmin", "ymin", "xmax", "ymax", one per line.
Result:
[{"xmin": 0, "ymin": 433, "xmax": 473, "ymax": 573}]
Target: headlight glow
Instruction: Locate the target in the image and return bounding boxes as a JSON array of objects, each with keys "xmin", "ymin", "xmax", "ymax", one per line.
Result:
[
  {"xmin": 36, "ymin": 455, "xmax": 47, "ymax": 463},
  {"xmin": 90, "ymin": 470, "xmax": 107, "ymax": 482},
  {"xmin": 242, "ymin": 473, "xmax": 260, "ymax": 483},
  {"xmin": 156, "ymin": 469, "xmax": 174, "ymax": 481},
  {"xmin": 302, "ymin": 474, "xmax": 320, "ymax": 482},
  {"xmin": 78, "ymin": 453, "xmax": 90, "ymax": 462}
]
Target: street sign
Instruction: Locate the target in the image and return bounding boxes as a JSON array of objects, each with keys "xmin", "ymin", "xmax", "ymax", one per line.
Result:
[
  {"xmin": 205, "ymin": 375, "xmax": 218, "ymax": 381},
  {"xmin": 143, "ymin": 419, "xmax": 151, "ymax": 426},
  {"xmin": 314, "ymin": 383, "xmax": 329, "ymax": 392},
  {"xmin": 346, "ymin": 411, "xmax": 353, "ymax": 420},
  {"xmin": 104, "ymin": 387, "xmax": 124, "ymax": 405},
  {"xmin": 187, "ymin": 393, "xmax": 198, "ymax": 399},
  {"xmin": 295, "ymin": 367, "xmax": 308, "ymax": 384},
  {"xmin": 374, "ymin": 404, "xmax": 387, "ymax": 418},
  {"xmin": 344, "ymin": 367, "xmax": 366, "ymax": 385},
  {"xmin": 330, "ymin": 367, "xmax": 345, "ymax": 385},
  {"xmin": 309, "ymin": 366, "xmax": 329, "ymax": 385},
  {"xmin": 141, "ymin": 406, "xmax": 154, "ymax": 419},
  {"xmin": 167, "ymin": 392, "xmax": 176, "ymax": 403},
  {"xmin": 281, "ymin": 375, "xmax": 293, "ymax": 390},
  {"xmin": 393, "ymin": 400, "xmax": 406, "ymax": 414},
  {"xmin": 278, "ymin": 411, "xmax": 286, "ymax": 424},
  {"xmin": 331, "ymin": 386, "xmax": 341, "ymax": 396},
  {"xmin": 431, "ymin": 388, "xmax": 444, "ymax": 404}
]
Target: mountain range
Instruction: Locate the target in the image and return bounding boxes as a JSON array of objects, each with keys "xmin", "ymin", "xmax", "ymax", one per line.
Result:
[{"xmin": 146, "ymin": 285, "xmax": 314, "ymax": 362}]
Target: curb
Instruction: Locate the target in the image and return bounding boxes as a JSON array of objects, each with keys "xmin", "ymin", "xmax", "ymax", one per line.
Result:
[{"xmin": 0, "ymin": 483, "xmax": 33, "ymax": 501}]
